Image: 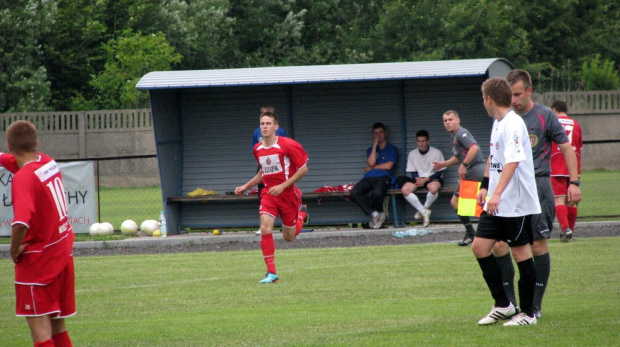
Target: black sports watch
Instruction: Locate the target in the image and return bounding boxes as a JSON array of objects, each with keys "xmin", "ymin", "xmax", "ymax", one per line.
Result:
[{"xmin": 569, "ymin": 180, "xmax": 581, "ymax": 187}]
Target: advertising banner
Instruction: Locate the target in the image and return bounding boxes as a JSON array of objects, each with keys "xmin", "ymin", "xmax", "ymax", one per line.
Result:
[{"xmin": 0, "ymin": 161, "xmax": 96, "ymax": 235}]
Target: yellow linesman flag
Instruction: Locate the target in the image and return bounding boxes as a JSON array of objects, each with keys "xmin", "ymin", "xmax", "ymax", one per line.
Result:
[{"xmin": 457, "ymin": 180, "xmax": 483, "ymax": 217}]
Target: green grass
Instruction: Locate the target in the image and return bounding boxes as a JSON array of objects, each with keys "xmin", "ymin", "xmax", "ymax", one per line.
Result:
[
  {"xmin": 579, "ymin": 169, "xmax": 620, "ymax": 217},
  {"xmin": 1, "ymin": 238, "xmax": 618, "ymax": 346}
]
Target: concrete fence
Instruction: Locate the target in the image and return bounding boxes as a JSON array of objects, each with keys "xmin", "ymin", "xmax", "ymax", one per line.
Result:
[{"xmin": 1, "ymin": 90, "xmax": 619, "ymax": 176}]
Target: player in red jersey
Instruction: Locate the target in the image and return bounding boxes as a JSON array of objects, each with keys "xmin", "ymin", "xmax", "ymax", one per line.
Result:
[
  {"xmin": 2, "ymin": 121, "xmax": 75, "ymax": 347},
  {"xmin": 235, "ymin": 112, "xmax": 309, "ymax": 283},
  {"xmin": 550, "ymin": 100, "xmax": 583, "ymax": 241}
]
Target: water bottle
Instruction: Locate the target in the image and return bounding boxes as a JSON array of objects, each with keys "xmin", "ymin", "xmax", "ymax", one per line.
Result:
[
  {"xmin": 418, "ymin": 229, "xmax": 432, "ymax": 235},
  {"xmin": 406, "ymin": 229, "xmax": 419, "ymax": 236},
  {"xmin": 159, "ymin": 210, "xmax": 167, "ymax": 238}
]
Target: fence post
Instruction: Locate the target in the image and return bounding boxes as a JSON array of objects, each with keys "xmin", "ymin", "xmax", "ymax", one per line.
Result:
[{"xmin": 79, "ymin": 111, "xmax": 87, "ymax": 157}]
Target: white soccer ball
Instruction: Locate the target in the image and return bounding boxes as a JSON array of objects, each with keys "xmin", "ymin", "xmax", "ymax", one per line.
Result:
[
  {"xmin": 89, "ymin": 223, "xmax": 103, "ymax": 236},
  {"xmin": 100, "ymin": 222, "xmax": 115, "ymax": 236},
  {"xmin": 140, "ymin": 219, "xmax": 160, "ymax": 236},
  {"xmin": 120, "ymin": 220, "xmax": 138, "ymax": 235}
]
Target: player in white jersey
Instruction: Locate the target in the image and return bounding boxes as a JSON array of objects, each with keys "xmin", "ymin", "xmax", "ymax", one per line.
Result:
[{"xmin": 473, "ymin": 78, "xmax": 541, "ymax": 326}]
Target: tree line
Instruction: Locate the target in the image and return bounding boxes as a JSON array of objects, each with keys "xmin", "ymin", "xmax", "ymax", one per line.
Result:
[{"xmin": 1, "ymin": 0, "xmax": 618, "ymax": 113}]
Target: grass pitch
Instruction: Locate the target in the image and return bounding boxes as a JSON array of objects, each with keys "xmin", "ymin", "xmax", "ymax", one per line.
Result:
[{"xmin": 1, "ymin": 237, "xmax": 618, "ymax": 346}]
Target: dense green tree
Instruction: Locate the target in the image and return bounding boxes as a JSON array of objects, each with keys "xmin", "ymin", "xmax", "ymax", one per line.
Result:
[
  {"xmin": 73, "ymin": 31, "xmax": 182, "ymax": 109},
  {"xmin": 2, "ymin": 0, "xmax": 619, "ymax": 112},
  {"xmin": 0, "ymin": 0, "xmax": 55, "ymax": 112}
]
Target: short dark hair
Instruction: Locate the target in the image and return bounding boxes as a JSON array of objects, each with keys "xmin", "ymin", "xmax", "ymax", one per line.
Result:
[
  {"xmin": 7, "ymin": 120, "xmax": 37, "ymax": 153},
  {"xmin": 481, "ymin": 78, "xmax": 512, "ymax": 107},
  {"xmin": 506, "ymin": 69, "xmax": 532, "ymax": 89},
  {"xmin": 416, "ymin": 129, "xmax": 429, "ymax": 140},
  {"xmin": 551, "ymin": 100, "xmax": 568, "ymax": 113},
  {"xmin": 373, "ymin": 122, "xmax": 387, "ymax": 131},
  {"xmin": 260, "ymin": 111, "xmax": 278, "ymax": 124}
]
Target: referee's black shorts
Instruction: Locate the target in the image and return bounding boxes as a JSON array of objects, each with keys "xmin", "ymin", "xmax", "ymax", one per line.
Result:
[{"xmin": 476, "ymin": 212, "xmax": 535, "ymax": 247}]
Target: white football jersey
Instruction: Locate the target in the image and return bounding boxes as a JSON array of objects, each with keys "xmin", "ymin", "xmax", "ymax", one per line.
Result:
[{"xmin": 487, "ymin": 111, "xmax": 541, "ymax": 217}]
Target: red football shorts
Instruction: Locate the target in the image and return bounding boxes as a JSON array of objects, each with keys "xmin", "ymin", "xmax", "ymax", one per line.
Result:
[
  {"xmin": 551, "ymin": 176, "xmax": 569, "ymax": 197},
  {"xmin": 15, "ymin": 257, "xmax": 76, "ymax": 318},
  {"xmin": 259, "ymin": 186, "xmax": 302, "ymax": 228}
]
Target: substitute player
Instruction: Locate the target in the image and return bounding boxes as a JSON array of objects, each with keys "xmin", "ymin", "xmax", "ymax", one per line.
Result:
[
  {"xmin": 550, "ymin": 100, "xmax": 583, "ymax": 242},
  {"xmin": 433, "ymin": 110, "xmax": 486, "ymax": 246},
  {"xmin": 235, "ymin": 111, "xmax": 309, "ymax": 283},
  {"xmin": 2, "ymin": 120, "xmax": 76, "ymax": 347},
  {"xmin": 474, "ymin": 78, "xmax": 541, "ymax": 326},
  {"xmin": 493, "ymin": 69, "xmax": 581, "ymax": 319}
]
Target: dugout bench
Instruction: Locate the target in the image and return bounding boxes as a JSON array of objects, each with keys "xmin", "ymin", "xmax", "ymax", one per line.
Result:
[{"xmin": 166, "ymin": 187, "xmax": 456, "ymax": 231}]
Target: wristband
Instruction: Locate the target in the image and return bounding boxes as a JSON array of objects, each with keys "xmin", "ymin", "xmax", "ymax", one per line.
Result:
[
  {"xmin": 462, "ymin": 162, "xmax": 469, "ymax": 167},
  {"xmin": 480, "ymin": 177, "xmax": 489, "ymax": 190}
]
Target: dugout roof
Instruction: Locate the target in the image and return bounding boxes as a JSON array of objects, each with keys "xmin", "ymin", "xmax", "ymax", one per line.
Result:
[{"xmin": 136, "ymin": 58, "xmax": 513, "ymax": 89}]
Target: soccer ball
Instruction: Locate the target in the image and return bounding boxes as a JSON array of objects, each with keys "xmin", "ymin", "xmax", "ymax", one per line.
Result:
[
  {"xmin": 120, "ymin": 220, "xmax": 138, "ymax": 235},
  {"xmin": 140, "ymin": 219, "xmax": 160, "ymax": 236},
  {"xmin": 213, "ymin": 229, "xmax": 221, "ymax": 235},
  {"xmin": 89, "ymin": 223, "xmax": 103, "ymax": 236},
  {"xmin": 100, "ymin": 222, "xmax": 115, "ymax": 236}
]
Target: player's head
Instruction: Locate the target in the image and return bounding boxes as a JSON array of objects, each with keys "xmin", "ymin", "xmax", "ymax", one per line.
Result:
[
  {"xmin": 260, "ymin": 112, "xmax": 279, "ymax": 138},
  {"xmin": 372, "ymin": 122, "xmax": 388, "ymax": 143},
  {"xmin": 506, "ymin": 69, "xmax": 533, "ymax": 114},
  {"xmin": 6, "ymin": 120, "xmax": 38, "ymax": 154},
  {"xmin": 551, "ymin": 100, "xmax": 568, "ymax": 114},
  {"xmin": 481, "ymin": 78, "xmax": 512, "ymax": 116},
  {"xmin": 442, "ymin": 110, "xmax": 460, "ymax": 134},
  {"xmin": 416, "ymin": 129, "xmax": 430, "ymax": 151},
  {"xmin": 260, "ymin": 106, "xmax": 275, "ymax": 115}
]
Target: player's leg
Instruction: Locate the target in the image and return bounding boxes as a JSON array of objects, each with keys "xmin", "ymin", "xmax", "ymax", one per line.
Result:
[
  {"xmin": 531, "ymin": 176, "xmax": 555, "ymax": 318},
  {"xmin": 369, "ymin": 176, "xmax": 391, "ymax": 228},
  {"xmin": 52, "ymin": 258, "xmax": 75, "ymax": 347},
  {"xmin": 501, "ymin": 215, "xmax": 537, "ymax": 326},
  {"xmin": 566, "ymin": 199, "xmax": 578, "ymax": 232},
  {"xmin": 419, "ymin": 180, "xmax": 440, "ymax": 227},
  {"xmin": 453, "ymin": 187, "xmax": 475, "ymax": 246},
  {"xmin": 281, "ymin": 187, "xmax": 306, "ymax": 241},
  {"xmin": 504, "ymin": 244, "xmax": 537, "ymax": 326},
  {"xmin": 473, "ymin": 213, "xmax": 516, "ymax": 325},
  {"xmin": 27, "ymin": 316, "xmax": 53, "ymax": 345},
  {"xmin": 398, "ymin": 178, "xmax": 425, "ymax": 218},
  {"xmin": 493, "ymin": 241, "xmax": 518, "ymax": 310},
  {"xmin": 258, "ymin": 196, "xmax": 280, "ymax": 282},
  {"xmin": 552, "ymin": 177, "xmax": 571, "ymax": 241},
  {"xmin": 259, "ymin": 214, "xmax": 279, "ymax": 283},
  {"xmin": 51, "ymin": 319, "xmax": 73, "ymax": 347},
  {"xmin": 350, "ymin": 178, "xmax": 379, "ymax": 227}
]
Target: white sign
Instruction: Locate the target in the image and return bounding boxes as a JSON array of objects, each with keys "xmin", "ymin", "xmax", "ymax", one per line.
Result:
[{"xmin": 0, "ymin": 161, "xmax": 96, "ymax": 235}]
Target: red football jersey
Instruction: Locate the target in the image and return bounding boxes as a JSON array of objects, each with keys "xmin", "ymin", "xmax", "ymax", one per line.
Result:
[
  {"xmin": 550, "ymin": 114, "xmax": 582, "ymax": 177},
  {"xmin": 254, "ymin": 136, "xmax": 308, "ymax": 190},
  {"xmin": 4, "ymin": 153, "xmax": 75, "ymax": 285}
]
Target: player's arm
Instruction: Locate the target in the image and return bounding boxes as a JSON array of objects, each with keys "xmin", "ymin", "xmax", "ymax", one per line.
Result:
[
  {"xmin": 557, "ymin": 142, "xmax": 581, "ymax": 203},
  {"xmin": 457, "ymin": 144, "xmax": 480, "ymax": 179},
  {"xmin": 268, "ymin": 165, "xmax": 308, "ymax": 196},
  {"xmin": 371, "ymin": 160, "xmax": 394, "ymax": 171},
  {"xmin": 433, "ymin": 156, "xmax": 459, "ymax": 171},
  {"xmin": 485, "ymin": 162, "xmax": 518, "ymax": 215},
  {"xmin": 367, "ymin": 138, "xmax": 379, "ymax": 167},
  {"xmin": 10, "ymin": 223, "xmax": 29, "ymax": 264},
  {"xmin": 477, "ymin": 157, "xmax": 490, "ymax": 206},
  {"xmin": 235, "ymin": 171, "xmax": 263, "ymax": 195}
]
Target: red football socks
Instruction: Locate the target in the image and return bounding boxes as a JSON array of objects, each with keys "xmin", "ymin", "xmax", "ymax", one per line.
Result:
[
  {"xmin": 52, "ymin": 330, "xmax": 73, "ymax": 347},
  {"xmin": 34, "ymin": 339, "xmax": 55, "ymax": 347},
  {"xmin": 260, "ymin": 233, "xmax": 276, "ymax": 274},
  {"xmin": 567, "ymin": 206, "xmax": 578, "ymax": 230},
  {"xmin": 555, "ymin": 205, "xmax": 569, "ymax": 231},
  {"xmin": 295, "ymin": 210, "xmax": 307, "ymax": 236}
]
